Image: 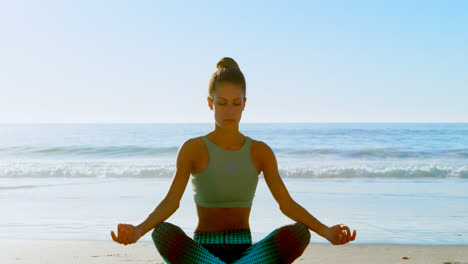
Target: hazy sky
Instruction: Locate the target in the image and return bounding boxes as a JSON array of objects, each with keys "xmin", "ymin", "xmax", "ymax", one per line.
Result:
[{"xmin": 1, "ymin": 0, "xmax": 467, "ymax": 123}]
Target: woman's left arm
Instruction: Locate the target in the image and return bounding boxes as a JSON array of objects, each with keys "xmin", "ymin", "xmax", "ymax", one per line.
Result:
[{"xmin": 258, "ymin": 141, "xmax": 356, "ymax": 245}]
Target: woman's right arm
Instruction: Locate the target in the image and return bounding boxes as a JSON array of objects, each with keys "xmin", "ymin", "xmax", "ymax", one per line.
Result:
[
  {"xmin": 111, "ymin": 138, "xmax": 196, "ymax": 244},
  {"xmin": 138, "ymin": 138, "xmax": 196, "ymax": 235}
]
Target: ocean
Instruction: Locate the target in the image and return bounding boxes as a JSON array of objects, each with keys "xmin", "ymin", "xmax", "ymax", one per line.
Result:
[{"xmin": 1, "ymin": 123, "xmax": 467, "ymax": 245}]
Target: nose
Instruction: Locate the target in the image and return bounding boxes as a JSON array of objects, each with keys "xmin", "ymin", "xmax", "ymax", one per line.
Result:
[{"xmin": 226, "ymin": 104, "xmax": 235, "ymax": 113}]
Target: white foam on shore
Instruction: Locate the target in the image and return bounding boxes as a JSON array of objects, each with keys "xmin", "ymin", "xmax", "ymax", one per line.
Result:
[{"xmin": 1, "ymin": 161, "xmax": 466, "ymax": 179}]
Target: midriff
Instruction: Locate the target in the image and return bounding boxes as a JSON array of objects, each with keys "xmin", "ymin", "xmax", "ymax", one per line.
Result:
[{"xmin": 195, "ymin": 204, "xmax": 251, "ymax": 232}]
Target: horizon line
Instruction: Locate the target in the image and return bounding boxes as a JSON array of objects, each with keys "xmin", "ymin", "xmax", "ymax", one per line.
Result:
[{"xmin": 1, "ymin": 121, "xmax": 467, "ymax": 125}]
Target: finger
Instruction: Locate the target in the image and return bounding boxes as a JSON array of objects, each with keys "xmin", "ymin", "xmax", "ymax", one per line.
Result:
[
  {"xmin": 351, "ymin": 230, "xmax": 357, "ymax": 240},
  {"xmin": 113, "ymin": 231, "xmax": 123, "ymax": 244},
  {"xmin": 111, "ymin": 231, "xmax": 119, "ymax": 243},
  {"xmin": 338, "ymin": 235, "xmax": 344, "ymax": 245},
  {"xmin": 118, "ymin": 224, "xmax": 129, "ymax": 239},
  {"xmin": 121, "ymin": 229, "xmax": 130, "ymax": 245},
  {"xmin": 119, "ymin": 224, "xmax": 128, "ymax": 233},
  {"xmin": 343, "ymin": 226, "xmax": 352, "ymax": 241},
  {"xmin": 120, "ymin": 225, "xmax": 129, "ymax": 237},
  {"xmin": 118, "ymin": 224, "xmax": 123, "ymax": 237},
  {"xmin": 341, "ymin": 231, "xmax": 348, "ymax": 244}
]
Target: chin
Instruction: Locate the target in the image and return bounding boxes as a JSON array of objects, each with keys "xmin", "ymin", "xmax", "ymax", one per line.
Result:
[{"xmin": 217, "ymin": 121, "xmax": 239, "ymax": 128}]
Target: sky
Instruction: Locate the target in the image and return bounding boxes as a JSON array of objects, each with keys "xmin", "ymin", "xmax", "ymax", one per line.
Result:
[{"xmin": 1, "ymin": 0, "xmax": 467, "ymax": 123}]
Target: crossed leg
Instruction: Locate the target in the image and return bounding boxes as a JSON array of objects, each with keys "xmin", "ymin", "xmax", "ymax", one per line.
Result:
[
  {"xmin": 152, "ymin": 222, "xmax": 311, "ymax": 264},
  {"xmin": 152, "ymin": 222, "xmax": 225, "ymax": 264},
  {"xmin": 232, "ymin": 222, "xmax": 311, "ymax": 264}
]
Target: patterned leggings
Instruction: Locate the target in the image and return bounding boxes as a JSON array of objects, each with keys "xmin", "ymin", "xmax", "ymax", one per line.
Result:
[{"xmin": 152, "ymin": 222, "xmax": 311, "ymax": 264}]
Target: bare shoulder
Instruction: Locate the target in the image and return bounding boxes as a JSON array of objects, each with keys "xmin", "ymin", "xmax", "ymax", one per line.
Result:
[
  {"xmin": 177, "ymin": 137, "xmax": 208, "ymax": 173},
  {"xmin": 163, "ymin": 137, "xmax": 202, "ymax": 204},
  {"xmin": 251, "ymin": 139, "xmax": 275, "ymax": 156},
  {"xmin": 180, "ymin": 137, "xmax": 201, "ymax": 151},
  {"xmin": 250, "ymin": 139, "xmax": 276, "ymax": 171},
  {"xmin": 178, "ymin": 137, "xmax": 203, "ymax": 161}
]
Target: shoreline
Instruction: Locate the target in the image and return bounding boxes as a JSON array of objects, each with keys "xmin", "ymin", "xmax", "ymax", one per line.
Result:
[{"xmin": 1, "ymin": 240, "xmax": 467, "ymax": 264}]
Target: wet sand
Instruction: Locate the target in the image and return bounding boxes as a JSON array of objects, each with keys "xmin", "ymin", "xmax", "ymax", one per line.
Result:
[{"xmin": 1, "ymin": 240, "xmax": 467, "ymax": 263}]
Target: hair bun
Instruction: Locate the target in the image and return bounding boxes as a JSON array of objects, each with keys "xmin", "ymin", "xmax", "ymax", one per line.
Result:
[{"xmin": 216, "ymin": 57, "xmax": 240, "ymax": 71}]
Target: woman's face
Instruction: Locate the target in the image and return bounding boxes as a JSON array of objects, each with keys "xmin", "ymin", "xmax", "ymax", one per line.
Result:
[{"xmin": 208, "ymin": 82, "xmax": 246, "ymax": 129}]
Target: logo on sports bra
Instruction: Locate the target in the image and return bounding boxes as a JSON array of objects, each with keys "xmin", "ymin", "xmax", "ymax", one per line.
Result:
[{"xmin": 224, "ymin": 161, "xmax": 240, "ymax": 172}]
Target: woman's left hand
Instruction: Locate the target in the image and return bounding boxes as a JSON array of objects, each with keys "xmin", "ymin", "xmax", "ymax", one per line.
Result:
[{"xmin": 324, "ymin": 224, "xmax": 357, "ymax": 245}]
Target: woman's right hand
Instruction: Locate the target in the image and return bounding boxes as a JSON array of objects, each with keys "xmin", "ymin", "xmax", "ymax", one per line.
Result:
[{"xmin": 111, "ymin": 223, "xmax": 143, "ymax": 245}]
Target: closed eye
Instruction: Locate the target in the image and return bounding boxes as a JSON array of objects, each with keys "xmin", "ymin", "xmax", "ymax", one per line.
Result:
[{"xmin": 217, "ymin": 103, "xmax": 241, "ymax": 106}]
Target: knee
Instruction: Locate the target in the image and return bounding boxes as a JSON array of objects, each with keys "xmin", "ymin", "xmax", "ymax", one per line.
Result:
[
  {"xmin": 293, "ymin": 222, "xmax": 311, "ymax": 243},
  {"xmin": 279, "ymin": 222, "xmax": 311, "ymax": 246},
  {"xmin": 273, "ymin": 223, "xmax": 311, "ymax": 263},
  {"xmin": 151, "ymin": 222, "xmax": 183, "ymax": 243}
]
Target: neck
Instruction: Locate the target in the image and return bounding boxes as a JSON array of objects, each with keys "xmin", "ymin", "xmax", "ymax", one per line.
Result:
[{"xmin": 212, "ymin": 124, "xmax": 242, "ymax": 144}]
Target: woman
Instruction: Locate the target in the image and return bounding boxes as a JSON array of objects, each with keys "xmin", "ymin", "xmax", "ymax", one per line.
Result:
[{"xmin": 111, "ymin": 57, "xmax": 357, "ymax": 263}]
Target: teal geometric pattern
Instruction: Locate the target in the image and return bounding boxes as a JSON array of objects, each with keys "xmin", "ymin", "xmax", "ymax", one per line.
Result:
[{"xmin": 152, "ymin": 222, "xmax": 310, "ymax": 264}]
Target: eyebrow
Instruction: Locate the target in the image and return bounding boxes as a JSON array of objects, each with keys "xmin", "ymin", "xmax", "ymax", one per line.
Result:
[{"xmin": 218, "ymin": 97, "xmax": 243, "ymax": 100}]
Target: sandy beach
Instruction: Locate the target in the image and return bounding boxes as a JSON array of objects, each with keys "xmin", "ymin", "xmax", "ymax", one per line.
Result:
[{"xmin": 1, "ymin": 240, "xmax": 467, "ymax": 264}]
